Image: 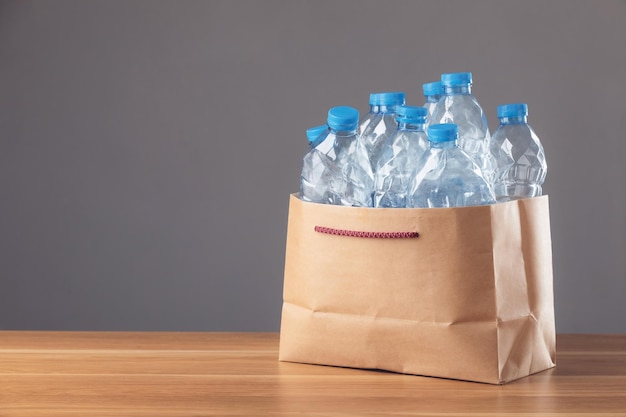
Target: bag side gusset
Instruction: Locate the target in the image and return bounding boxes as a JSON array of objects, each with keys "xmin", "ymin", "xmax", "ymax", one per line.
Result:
[{"xmin": 491, "ymin": 196, "xmax": 556, "ymax": 383}]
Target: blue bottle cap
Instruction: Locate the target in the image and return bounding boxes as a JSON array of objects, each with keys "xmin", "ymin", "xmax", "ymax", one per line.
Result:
[
  {"xmin": 497, "ymin": 103, "xmax": 528, "ymax": 118},
  {"xmin": 369, "ymin": 92, "xmax": 406, "ymax": 106},
  {"xmin": 422, "ymin": 81, "xmax": 443, "ymax": 96},
  {"xmin": 327, "ymin": 106, "xmax": 360, "ymax": 131},
  {"xmin": 441, "ymin": 72, "xmax": 473, "ymax": 87},
  {"xmin": 396, "ymin": 105, "xmax": 427, "ymax": 124},
  {"xmin": 428, "ymin": 123, "xmax": 459, "ymax": 142},
  {"xmin": 306, "ymin": 125, "xmax": 328, "ymax": 144}
]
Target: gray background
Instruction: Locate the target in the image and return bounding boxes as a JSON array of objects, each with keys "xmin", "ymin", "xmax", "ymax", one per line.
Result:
[{"xmin": 0, "ymin": 0, "xmax": 624, "ymax": 332}]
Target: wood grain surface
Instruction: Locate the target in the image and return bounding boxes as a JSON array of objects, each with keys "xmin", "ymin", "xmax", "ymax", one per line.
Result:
[{"xmin": 1, "ymin": 332, "xmax": 625, "ymax": 416}]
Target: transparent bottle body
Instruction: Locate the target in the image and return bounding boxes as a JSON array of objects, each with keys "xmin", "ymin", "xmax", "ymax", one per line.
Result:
[
  {"xmin": 300, "ymin": 129, "xmax": 374, "ymax": 207},
  {"xmin": 406, "ymin": 140, "xmax": 496, "ymax": 208},
  {"xmin": 374, "ymin": 123, "xmax": 428, "ymax": 208},
  {"xmin": 359, "ymin": 104, "xmax": 400, "ymax": 171},
  {"xmin": 430, "ymin": 87, "xmax": 495, "ymax": 183},
  {"xmin": 423, "ymin": 94, "xmax": 441, "ymax": 127},
  {"xmin": 490, "ymin": 117, "xmax": 547, "ymax": 201}
]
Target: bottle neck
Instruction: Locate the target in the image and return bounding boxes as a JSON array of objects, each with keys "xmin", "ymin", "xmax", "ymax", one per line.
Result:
[
  {"xmin": 443, "ymin": 85, "xmax": 471, "ymax": 95},
  {"xmin": 425, "ymin": 94, "xmax": 441, "ymax": 103},
  {"xmin": 398, "ymin": 121, "xmax": 425, "ymax": 131},
  {"xmin": 430, "ymin": 140, "xmax": 457, "ymax": 149},
  {"xmin": 330, "ymin": 127, "xmax": 358, "ymax": 137},
  {"xmin": 370, "ymin": 104, "xmax": 398, "ymax": 114},
  {"xmin": 499, "ymin": 115, "xmax": 528, "ymax": 125}
]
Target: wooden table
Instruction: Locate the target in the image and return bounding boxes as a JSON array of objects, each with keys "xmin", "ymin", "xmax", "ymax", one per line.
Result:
[{"xmin": 1, "ymin": 332, "xmax": 625, "ymax": 416}]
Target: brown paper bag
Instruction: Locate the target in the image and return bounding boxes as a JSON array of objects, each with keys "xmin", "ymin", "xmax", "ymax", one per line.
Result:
[{"xmin": 279, "ymin": 194, "xmax": 556, "ymax": 384}]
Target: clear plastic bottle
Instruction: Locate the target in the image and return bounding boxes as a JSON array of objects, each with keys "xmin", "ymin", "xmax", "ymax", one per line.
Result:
[
  {"xmin": 358, "ymin": 91, "xmax": 406, "ymax": 171},
  {"xmin": 306, "ymin": 124, "xmax": 328, "ymax": 148},
  {"xmin": 422, "ymin": 81, "xmax": 443, "ymax": 126},
  {"xmin": 430, "ymin": 72, "xmax": 495, "ymax": 183},
  {"xmin": 374, "ymin": 105, "xmax": 429, "ymax": 208},
  {"xmin": 490, "ymin": 103, "xmax": 547, "ymax": 201},
  {"xmin": 406, "ymin": 124, "xmax": 496, "ymax": 208},
  {"xmin": 300, "ymin": 106, "xmax": 374, "ymax": 207}
]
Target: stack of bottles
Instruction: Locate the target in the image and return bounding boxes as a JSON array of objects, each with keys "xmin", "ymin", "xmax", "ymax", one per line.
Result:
[{"xmin": 300, "ymin": 72, "xmax": 548, "ymax": 208}]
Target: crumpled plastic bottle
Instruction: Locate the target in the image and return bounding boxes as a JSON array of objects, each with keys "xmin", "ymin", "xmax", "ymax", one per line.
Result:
[
  {"xmin": 300, "ymin": 106, "xmax": 374, "ymax": 207},
  {"xmin": 407, "ymin": 123, "xmax": 496, "ymax": 208}
]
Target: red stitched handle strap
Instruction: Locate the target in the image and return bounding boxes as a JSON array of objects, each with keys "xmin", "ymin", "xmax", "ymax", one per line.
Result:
[{"xmin": 314, "ymin": 226, "xmax": 419, "ymax": 239}]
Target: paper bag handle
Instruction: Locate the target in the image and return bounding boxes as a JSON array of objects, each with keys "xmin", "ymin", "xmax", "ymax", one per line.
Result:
[{"xmin": 314, "ymin": 226, "xmax": 419, "ymax": 239}]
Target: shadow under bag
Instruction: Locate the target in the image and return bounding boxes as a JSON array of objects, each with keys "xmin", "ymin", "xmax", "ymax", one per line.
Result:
[{"xmin": 279, "ymin": 194, "xmax": 556, "ymax": 384}]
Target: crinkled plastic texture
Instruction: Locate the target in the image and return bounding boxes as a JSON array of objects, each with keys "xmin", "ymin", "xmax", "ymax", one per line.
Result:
[
  {"xmin": 359, "ymin": 109, "xmax": 402, "ymax": 171},
  {"xmin": 300, "ymin": 127, "xmax": 374, "ymax": 207},
  {"xmin": 490, "ymin": 116, "xmax": 547, "ymax": 201},
  {"xmin": 430, "ymin": 78, "xmax": 495, "ymax": 184},
  {"xmin": 407, "ymin": 138, "xmax": 496, "ymax": 208},
  {"xmin": 373, "ymin": 123, "xmax": 429, "ymax": 208}
]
